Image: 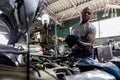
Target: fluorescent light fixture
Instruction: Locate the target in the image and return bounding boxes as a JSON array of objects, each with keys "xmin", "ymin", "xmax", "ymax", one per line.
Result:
[{"xmin": 41, "ymin": 14, "xmax": 50, "ymax": 25}]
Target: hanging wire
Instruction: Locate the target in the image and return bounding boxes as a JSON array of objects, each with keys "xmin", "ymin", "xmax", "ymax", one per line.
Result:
[{"xmin": 22, "ymin": 0, "xmax": 30, "ymax": 79}]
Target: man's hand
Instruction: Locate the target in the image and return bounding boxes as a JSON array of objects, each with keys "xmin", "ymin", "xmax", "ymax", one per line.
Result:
[{"xmin": 58, "ymin": 37, "xmax": 64, "ymax": 42}]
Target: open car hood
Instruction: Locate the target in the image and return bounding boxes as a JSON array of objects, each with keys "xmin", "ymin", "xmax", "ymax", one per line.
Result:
[{"xmin": 0, "ymin": 0, "xmax": 43, "ymax": 45}]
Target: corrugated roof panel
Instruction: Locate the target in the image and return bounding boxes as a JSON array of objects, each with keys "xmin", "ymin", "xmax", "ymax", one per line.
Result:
[
  {"xmin": 53, "ymin": 3, "xmax": 61, "ymax": 13},
  {"xmin": 42, "ymin": 0, "xmax": 119, "ymax": 22}
]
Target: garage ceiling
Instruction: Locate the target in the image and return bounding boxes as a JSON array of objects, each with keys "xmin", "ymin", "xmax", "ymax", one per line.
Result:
[
  {"xmin": 42, "ymin": 0, "xmax": 120, "ymax": 22},
  {"xmin": 30, "ymin": 0, "xmax": 120, "ymax": 32}
]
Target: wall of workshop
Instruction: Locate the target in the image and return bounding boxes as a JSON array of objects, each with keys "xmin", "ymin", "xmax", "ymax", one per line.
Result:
[
  {"xmin": 57, "ymin": 17, "xmax": 79, "ymax": 37},
  {"xmin": 57, "ymin": 9, "xmax": 120, "ymax": 45},
  {"xmin": 57, "ymin": 28, "xmax": 70, "ymax": 37},
  {"xmin": 40, "ymin": 9, "xmax": 120, "ymax": 44},
  {"xmin": 94, "ymin": 36, "xmax": 120, "ymax": 46},
  {"xmin": 94, "ymin": 9, "xmax": 120, "ymax": 45}
]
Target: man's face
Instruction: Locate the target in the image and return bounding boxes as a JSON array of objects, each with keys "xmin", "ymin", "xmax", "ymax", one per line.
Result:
[{"xmin": 82, "ymin": 8, "xmax": 92, "ymax": 22}]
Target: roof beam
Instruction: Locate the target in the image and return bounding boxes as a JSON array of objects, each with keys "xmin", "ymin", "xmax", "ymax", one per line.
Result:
[
  {"xmin": 54, "ymin": 0, "xmax": 92, "ymax": 14},
  {"xmin": 43, "ymin": 4, "xmax": 56, "ymax": 16},
  {"xmin": 106, "ymin": 4, "xmax": 120, "ymax": 9},
  {"xmin": 69, "ymin": 0, "xmax": 77, "ymax": 8},
  {"xmin": 58, "ymin": 0, "xmax": 106, "ymax": 21},
  {"xmin": 44, "ymin": 0, "xmax": 59, "ymax": 6},
  {"xmin": 57, "ymin": 0, "xmax": 106, "ymax": 16},
  {"xmin": 70, "ymin": 10, "xmax": 76, "ymax": 18},
  {"xmin": 60, "ymin": 14, "xmax": 80, "ymax": 22},
  {"xmin": 50, "ymin": 16, "xmax": 61, "ymax": 26},
  {"xmin": 60, "ymin": 13, "xmax": 66, "ymax": 21}
]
